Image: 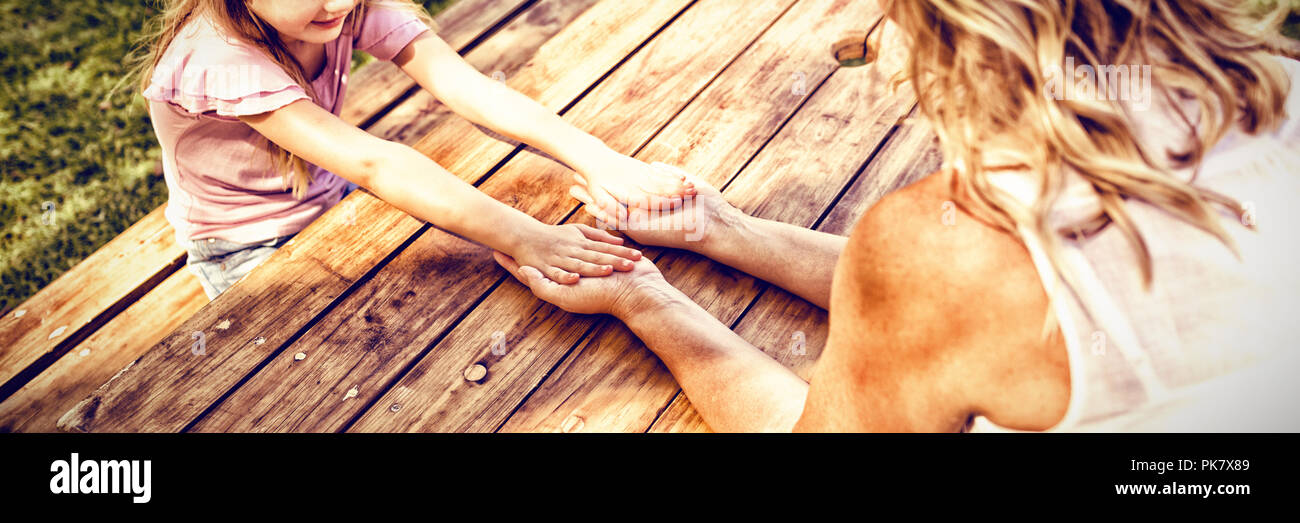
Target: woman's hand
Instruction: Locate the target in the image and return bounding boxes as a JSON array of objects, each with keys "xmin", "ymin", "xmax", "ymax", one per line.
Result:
[
  {"xmin": 570, "ymin": 163, "xmax": 740, "ymax": 251},
  {"xmin": 493, "ymin": 250, "xmax": 677, "ymax": 317},
  {"xmin": 574, "ymin": 155, "xmax": 697, "ymax": 224},
  {"xmin": 506, "ymin": 223, "xmax": 643, "ymax": 284}
]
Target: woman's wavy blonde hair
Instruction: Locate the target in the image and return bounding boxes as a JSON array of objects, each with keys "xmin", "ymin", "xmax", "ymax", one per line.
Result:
[
  {"xmin": 125, "ymin": 0, "xmax": 437, "ymax": 199},
  {"xmin": 882, "ymin": 0, "xmax": 1293, "ymax": 293}
]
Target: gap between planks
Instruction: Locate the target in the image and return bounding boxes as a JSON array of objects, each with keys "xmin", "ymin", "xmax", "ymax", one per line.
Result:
[
  {"xmin": 493, "ymin": 18, "xmax": 915, "ymax": 431},
  {"xmin": 340, "ymin": 0, "xmax": 889, "ymax": 431},
  {"xmin": 198, "ymin": 0, "xmax": 787, "ymax": 434},
  {"xmin": 0, "ymin": 0, "xmax": 532, "ymax": 426},
  {"xmin": 63, "ymin": 0, "xmax": 702, "ymax": 431}
]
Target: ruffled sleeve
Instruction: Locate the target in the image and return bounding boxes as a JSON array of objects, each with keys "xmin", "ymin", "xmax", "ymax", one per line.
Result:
[
  {"xmin": 353, "ymin": 2, "xmax": 433, "ymax": 61},
  {"xmin": 142, "ymin": 19, "xmax": 311, "ymax": 119}
]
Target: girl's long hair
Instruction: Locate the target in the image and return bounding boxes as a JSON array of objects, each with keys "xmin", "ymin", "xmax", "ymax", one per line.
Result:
[
  {"xmin": 125, "ymin": 0, "xmax": 437, "ymax": 199},
  {"xmin": 882, "ymin": 0, "xmax": 1292, "ymax": 317}
]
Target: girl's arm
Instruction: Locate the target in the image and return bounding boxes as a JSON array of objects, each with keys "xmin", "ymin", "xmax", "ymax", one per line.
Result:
[
  {"xmin": 391, "ymin": 31, "xmax": 694, "ymax": 222},
  {"xmin": 239, "ymin": 99, "xmax": 641, "ymax": 283}
]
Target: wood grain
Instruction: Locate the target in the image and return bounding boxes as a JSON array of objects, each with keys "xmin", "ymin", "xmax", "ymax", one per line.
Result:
[
  {"xmin": 0, "ymin": 0, "xmax": 520, "ymax": 427},
  {"xmin": 60, "ymin": 0, "xmax": 695, "ymax": 433},
  {"xmin": 366, "ymin": 0, "xmax": 602, "ymax": 144},
  {"xmin": 57, "ymin": 193, "xmax": 424, "ymax": 433},
  {"xmin": 193, "ymin": 0, "xmax": 792, "ymax": 433},
  {"xmin": 0, "ymin": 269, "xmax": 207, "ymax": 432},
  {"xmin": 501, "ymin": 18, "xmax": 914, "ymax": 434},
  {"xmin": 340, "ymin": 0, "xmax": 533, "ymax": 126},
  {"xmin": 649, "ymin": 112, "xmax": 944, "ymax": 433},
  {"xmin": 0, "ymin": 206, "xmax": 182, "ymax": 402},
  {"xmin": 348, "ymin": 0, "xmax": 888, "ymax": 434}
]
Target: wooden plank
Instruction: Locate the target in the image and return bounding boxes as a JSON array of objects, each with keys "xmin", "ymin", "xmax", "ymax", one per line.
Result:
[
  {"xmin": 56, "ymin": 192, "xmax": 422, "ymax": 433},
  {"xmin": 0, "ymin": 269, "xmax": 207, "ymax": 432},
  {"xmin": 0, "ymin": 206, "xmax": 182, "ymax": 402},
  {"xmin": 499, "ymin": 20, "xmax": 914, "ymax": 433},
  {"xmin": 347, "ymin": 0, "xmax": 886, "ymax": 433},
  {"xmin": 816, "ymin": 114, "xmax": 940, "ymax": 238},
  {"xmin": 366, "ymin": 0, "xmax": 603, "ymax": 145},
  {"xmin": 432, "ymin": 0, "xmax": 534, "ymax": 49},
  {"xmin": 59, "ymin": 0, "xmax": 697, "ymax": 433},
  {"xmin": 401, "ymin": 0, "xmax": 698, "ymax": 179},
  {"xmin": 340, "ymin": 0, "xmax": 533, "ymax": 126},
  {"xmin": 191, "ymin": 0, "xmax": 793, "ymax": 433},
  {"xmin": 0, "ymin": 0, "xmax": 523, "ymax": 411},
  {"xmin": 649, "ymin": 113, "xmax": 943, "ymax": 433}
]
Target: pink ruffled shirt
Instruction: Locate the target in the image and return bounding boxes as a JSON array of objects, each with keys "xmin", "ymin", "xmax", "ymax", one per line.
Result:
[{"xmin": 143, "ymin": 6, "xmax": 430, "ymax": 244}]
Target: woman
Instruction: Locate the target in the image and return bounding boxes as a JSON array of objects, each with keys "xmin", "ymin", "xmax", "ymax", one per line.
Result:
[{"xmin": 496, "ymin": 0, "xmax": 1300, "ymax": 432}]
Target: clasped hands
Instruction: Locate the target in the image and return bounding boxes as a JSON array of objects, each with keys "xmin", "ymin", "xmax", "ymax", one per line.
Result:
[{"xmin": 495, "ymin": 161, "xmax": 735, "ymax": 320}]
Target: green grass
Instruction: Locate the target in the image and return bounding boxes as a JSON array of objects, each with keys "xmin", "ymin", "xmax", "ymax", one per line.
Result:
[
  {"xmin": 1254, "ymin": 0, "xmax": 1300, "ymax": 38},
  {"xmin": 0, "ymin": 0, "xmax": 454, "ymax": 315},
  {"xmin": 0, "ymin": 1, "xmax": 1298, "ymax": 315}
]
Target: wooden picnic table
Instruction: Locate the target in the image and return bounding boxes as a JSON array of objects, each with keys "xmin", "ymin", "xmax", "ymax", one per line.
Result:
[{"xmin": 4, "ymin": 0, "xmax": 941, "ymax": 433}]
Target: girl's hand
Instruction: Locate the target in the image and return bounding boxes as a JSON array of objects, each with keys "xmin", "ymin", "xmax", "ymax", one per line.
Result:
[
  {"xmin": 508, "ymin": 223, "xmax": 643, "ymax": 284},
  {"xmin": 574, "ymin": 155, "xmax": 697, "ymax": 224}
]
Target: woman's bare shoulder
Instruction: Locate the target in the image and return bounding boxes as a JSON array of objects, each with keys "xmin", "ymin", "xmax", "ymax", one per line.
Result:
[
  {"xmin": 843, "ymin": 171, "xmax": 1025, "ymax": 286},
  {"xmin": 832, "ymin": 170, "xmax": 1070, "ymax": 431}
]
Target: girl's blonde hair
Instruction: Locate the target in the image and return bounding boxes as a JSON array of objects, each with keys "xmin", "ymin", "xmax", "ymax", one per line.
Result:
[
  {"xmin": 127, "ymin": 0, "xmax": 437, "ymax": 199},
  {"xmin": 883, "ymin": 0, "xmax": 1292, "ymax": 295}
]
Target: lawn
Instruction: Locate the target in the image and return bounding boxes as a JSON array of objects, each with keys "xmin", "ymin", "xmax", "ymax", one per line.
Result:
[
  {"xmin": 0, "ymin": 0, "xmax": 454, "ymax": 315},
  {"xmin": 0, "ymin": 1, "xmax": 1298, "ymax": 315}
]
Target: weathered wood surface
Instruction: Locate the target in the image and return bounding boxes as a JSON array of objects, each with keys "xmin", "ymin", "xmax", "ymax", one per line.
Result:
[
  {"xmin": 0, "ymin": 206, "xmax": 183, "ymax": 402},
  {"xmin": 648, "ymin": 112, "xmax": 943, "ymax": 433},
  {"xmin": 59, "ymin": 0, "xmax": 697, "ymax": 433},
  {"xmin": 0, "ymin": 269, "xmax": 207, "ymax": 432},
  {"xmin": 499, "ymin": 17, "xmax": 913, "ymax": 434},
  {"xmin": 55, "ymin": 0, "xmax": 948, "ymax": 433},
  {"xmin": 340, "ymin": 0, "xmax": 533, "ymax": 127},
  {"xmin": 196, "ymin": 0, "xmax": 796, "ymax": 433},
  {"xmin": 353, "ymin": 0, "xmax": 888, "ymax": 433},
  {"xmin": 366, "ymin": 0, "xmax": 603, "ymax": 145},
  {"xmin": 0, "ymin": 0, "xmax": 525, "ymax": 431}
]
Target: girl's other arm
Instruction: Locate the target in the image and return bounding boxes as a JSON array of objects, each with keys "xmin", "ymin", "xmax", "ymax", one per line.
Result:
[
  {"xmin": 390, "ymin": 32, "xmax": 693, "ymax": 221},
  {"xmin": 239, "ymin": 99, "xmax": 641, "ymax": 283}
]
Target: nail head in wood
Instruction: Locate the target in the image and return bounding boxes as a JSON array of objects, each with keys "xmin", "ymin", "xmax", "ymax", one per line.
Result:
[{"xmin": 463, "ymin": 364, "xmax": 487, "ymax": 382}]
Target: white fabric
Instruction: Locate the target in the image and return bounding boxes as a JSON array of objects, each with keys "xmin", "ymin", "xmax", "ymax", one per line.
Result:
[{"xmin": 968, "ymin": 56, "xmax": 1300, "ymax": 433}]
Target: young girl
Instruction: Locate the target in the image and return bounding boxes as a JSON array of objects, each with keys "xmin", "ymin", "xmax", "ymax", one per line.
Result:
[{"xmin": 133, "ymin": 0, "xmax": 693, "ymax": 300}]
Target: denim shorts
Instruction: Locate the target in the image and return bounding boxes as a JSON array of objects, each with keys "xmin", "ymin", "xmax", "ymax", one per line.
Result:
[
  {"xmin": 184, "ymin": 181, "xmax": 360, "ymax": 300},
  {"xmin": 183, "ymin": 234, "xmax": 295, "ymax": 300}
]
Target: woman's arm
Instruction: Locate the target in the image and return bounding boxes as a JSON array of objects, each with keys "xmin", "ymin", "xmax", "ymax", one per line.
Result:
[
  {"xmin": 391, "ymin": 32, "xmax": 692, "ymax": 217},
  {"xmin": 619, "ymin": 280, "xmax": 812, "ymax": 432},
  {"xmin": 494, "ymin": 198, "xmax": 957, "ymax": 432},
  {"xmin": 239, "ymin": 99, "xmax": 641, "ymax": 283},
  {"xmin": 500, "ymin": 173, "xmax": 1062, "ymax": 433},
  {"xmin": 703, "ymin": 212, "xmax": 845, "ymax": 311},
  {"xmin": 493, "ymin": 251, "xmax": 809, "ymax": 433},
  {"xmin": 571, "ymin": 170, "xmax": 845, "ymax": 309}
]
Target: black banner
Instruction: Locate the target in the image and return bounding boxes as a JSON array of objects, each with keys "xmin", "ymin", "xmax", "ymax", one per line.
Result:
[{"xmin": 0, "ymin": 433, "xmax": 1294, "ymax": 511}]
